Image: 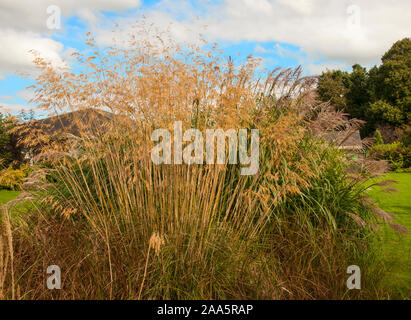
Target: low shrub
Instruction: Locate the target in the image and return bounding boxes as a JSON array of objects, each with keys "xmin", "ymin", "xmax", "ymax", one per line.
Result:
[
  {"xmin": 374, "ymin": 129, "xmax": 384, "ymax": 145},
  {"xmin": 369, "ymin": 142, "xmax": 411, "ymax": 170},
  {"xmin": 0, "ymin": 164, "xmax": 30, "ymax": 190}
]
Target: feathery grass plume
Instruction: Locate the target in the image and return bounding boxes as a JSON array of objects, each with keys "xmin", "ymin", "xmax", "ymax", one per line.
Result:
[
  {"xmin": 388, "ymin": 223, "xmax": 408, "ymax": 235},
  {"xmin": 360, "ymin": 196, "xmax": 393, "ymax": 222},
  {"xmin": 347, "ymin": 212, "xmax": 367, "ymax": 228},
  {"xmin": 149, "ymin": 232, "xmax": 166, "ymax": 257}
]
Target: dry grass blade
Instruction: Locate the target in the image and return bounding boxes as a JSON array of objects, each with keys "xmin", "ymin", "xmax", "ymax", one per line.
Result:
[
  {"xmin": 1, "ymin": 207, "xmax": 14, "ymax": 300},
  {"xmin": 388, "ymin": 223, "xmax": 409, "ymax": 235}
]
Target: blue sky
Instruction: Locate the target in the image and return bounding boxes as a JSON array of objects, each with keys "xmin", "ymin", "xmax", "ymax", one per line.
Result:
[{"xmin": 0, "ymin": 0, "xmax": 410, "ymax": 114}]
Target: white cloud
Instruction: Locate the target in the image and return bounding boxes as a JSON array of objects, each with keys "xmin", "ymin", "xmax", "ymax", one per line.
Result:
[
  {"xmin": 97, "ymin": 0, "xmax": 409, "ymax": 67},
  {"xmin": 0, "ymin": 0, "xmax": 142, "ymax": 31},
  {"xmin": 227, "ymin": 0, "xmax": 273, "ymax": 17},
  {"xmin": 271, "ymin": 43, "xmax": 352, "ymax": 75},
  {"xmin": 306, "ymin": 62, "xmax": 351, "ymax": 75},
  {"xmin": 0, "ymin": 29, "xmax": 67, "ymax": 77},
  {"xmin": 0, "ymin": 0, "xmax": 410, "ymax": 80},
  {"xmin": 17, "ymin": 89, "xmax": 36, "ymax": 102},
  {"xmin": 93, "ymin": 8, "xmax": 207, "ymax": 49},
  {"xmin": 0, "ymin": 95, "xmax": 14, "ymax": 102},
  {"xmin": 0, "ymin": 0, "xmax": 142, "ymax": 78},
  {"xmin": 0, "ymin": 101, "xmax": 33, "ymax": 114},
  {"xmin": 254, "ymin": 45, "xmax": 269, "ymax": 54},
  {"xmin": 278, "ymin": 0, "xmax": 313, "ymax": 15},
  {"xmin": 204, "ymin": 0, "xmax": 410, "ymax": 65}
]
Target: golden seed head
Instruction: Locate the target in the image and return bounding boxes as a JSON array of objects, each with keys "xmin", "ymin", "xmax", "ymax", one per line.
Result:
[{"xmin": 149, "ymin": 232, "xmax": 166, "ymax": 256}]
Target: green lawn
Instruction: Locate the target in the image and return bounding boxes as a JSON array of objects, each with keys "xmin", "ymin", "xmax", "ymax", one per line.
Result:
[
  {"xmin": 0, "ymin": 189, "xmax": 22, "ymax": 205},
  {"xmin": 366, "ymin": 172, "xmax": 411, "ymax": 298}
]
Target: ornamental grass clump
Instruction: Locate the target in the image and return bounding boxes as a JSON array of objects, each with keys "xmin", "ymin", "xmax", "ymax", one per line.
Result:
[{"xmin": 0, "ymin": 22, "xmax": 397, "ymax": 299}]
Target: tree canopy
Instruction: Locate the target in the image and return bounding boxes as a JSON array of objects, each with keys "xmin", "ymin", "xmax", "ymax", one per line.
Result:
[{"xmin": 317, "ymin": 38, "xmax": 410, "ymax": 137}]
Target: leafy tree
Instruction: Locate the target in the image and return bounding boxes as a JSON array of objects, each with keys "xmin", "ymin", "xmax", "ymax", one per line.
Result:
[
  {"xmin": 399, "ymin": 125, "xmax": 411, "ymax": 147},
  {"xmin": 369, "ymin": 100, "xmax": 403, "ymax": 126},
  {"xmin": 345, "ymin": 64, "xmax": 371, "ymax": 121},
  {"xmin": 371, "ymin": 38, "xmax": 411, "ymax": 126},
  {"xmin": 317, "ymin": 70, "xmax": 350, "ymax": 111},
  {"xmin": 317, "ymin": 38, "xmax": 410, "ymax": 138},
  {"xmin": 0, "ymin": 113, "xmax": 24, "ymax": 168}
]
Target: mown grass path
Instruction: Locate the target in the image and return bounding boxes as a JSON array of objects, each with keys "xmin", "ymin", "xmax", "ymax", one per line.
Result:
[
  {"xmin": 0, "ymin": 190, "xmax": 21, "ymax": 205},
  {"xmin": 366, "ymin": 172, "xmax": 411, "ymax": 298}
]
